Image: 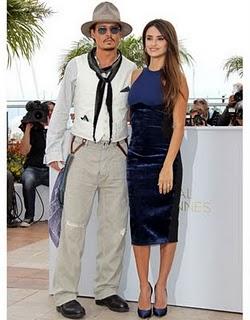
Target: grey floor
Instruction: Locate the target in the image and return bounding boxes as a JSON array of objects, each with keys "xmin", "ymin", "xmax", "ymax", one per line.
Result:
[{"xmin": 7, "ymin": 224, "xmax": 242, "ymax": 320}]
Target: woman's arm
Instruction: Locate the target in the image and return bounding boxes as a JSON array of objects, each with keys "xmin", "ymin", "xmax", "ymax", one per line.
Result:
[{"xmin": 158, "ymin": 75, "xmax": 189, "ymax": 194}]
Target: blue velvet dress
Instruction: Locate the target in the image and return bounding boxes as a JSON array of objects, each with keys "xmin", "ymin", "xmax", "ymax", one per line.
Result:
[{"xmin": 127, "ymin": 68, "xmax": 182, "ymax": 245}]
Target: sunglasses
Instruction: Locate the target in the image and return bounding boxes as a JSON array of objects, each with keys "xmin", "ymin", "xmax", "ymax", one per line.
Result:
[{"xmin": 97, "ymin": 26, "xmax": 121, "ymax": 35}]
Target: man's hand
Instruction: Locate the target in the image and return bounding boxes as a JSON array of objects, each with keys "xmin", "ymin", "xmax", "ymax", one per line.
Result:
[
  {"xmin": 228, "ymin": 95, "xmax": 237, "ymax": 107},
  {"xmin": 49, "ymin": 161, "xmax": 64, "ymax": 172},
  {"xmin": 20, "ymin": 123, "xmax": 33, "ymax": 155},
  {"xmin": 25, "ymin": 123, "xmax": 34, "ymax": 131}
]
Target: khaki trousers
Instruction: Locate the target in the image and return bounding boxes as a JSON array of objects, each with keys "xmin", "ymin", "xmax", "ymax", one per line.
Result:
[{"xmin": 53, "ymin": 137, "xmax": 128, "ymax": 306}]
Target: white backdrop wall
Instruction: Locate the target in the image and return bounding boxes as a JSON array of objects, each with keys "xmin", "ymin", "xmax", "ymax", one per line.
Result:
[
  {"xmin": 15, "ymin": 184, "xmax": 49, "ymax": 221},
  {"xmin": 49, "ymin": 127, "xmax": 242, "ymax": 312}
]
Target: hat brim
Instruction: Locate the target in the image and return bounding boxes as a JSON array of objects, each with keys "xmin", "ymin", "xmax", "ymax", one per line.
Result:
[{"xmin": 81, "ymin": 20, "xmax": 132, "ymax": 37}]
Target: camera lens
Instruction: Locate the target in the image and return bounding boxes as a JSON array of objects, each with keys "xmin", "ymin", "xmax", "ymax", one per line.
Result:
[
  {"xmin": 193, "ymin": 114, "xmax": 204, "ymax": 126},
  {"xmin": 34, "ymin": 110, "xmax": 44, "ymax": 120}
]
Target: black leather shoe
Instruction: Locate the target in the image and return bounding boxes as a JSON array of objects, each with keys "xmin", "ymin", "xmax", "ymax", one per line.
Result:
[
  {"xmin": 95, "ymin": 294, "xmax": 129, "ymax": 312},
  {"xmin": 56, "ymin": 300, "xmax": 85, "ymax": 319}
]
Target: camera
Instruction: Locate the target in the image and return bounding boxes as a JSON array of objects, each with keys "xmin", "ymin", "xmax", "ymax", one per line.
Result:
[
  {"xmin": 19, "ymin": 100, "xmax": 49, "ymax": 131},
  {"xmin": 24, "ymin": 100, "xmax": 48, "ymax": 123},
  {"xmin": 234, "ymin": 89, "xmax": 243, "ymax": 103},
  {"xmin": 185, "ymin": 111, "xmax": 207, "ymax": 126},
  {"xmin": 192, "ymin": 113, "xmax": 206, "ymax": 126},
  {"xmin": 227, "ymin": 88, "xmax": 243, "ymax": 125},
  {"xmin": 235, "ymin": 102, "xmax": 243, "ymax": 119},
  {"xmin": 230, "ymin": 100, "xmax": 243, "ymax": 125}
]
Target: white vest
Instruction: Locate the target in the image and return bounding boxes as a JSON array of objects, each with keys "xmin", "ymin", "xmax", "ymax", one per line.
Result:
[{"xmin": 71, "ymin": 54, "xmax": 136, "ymax": 142}]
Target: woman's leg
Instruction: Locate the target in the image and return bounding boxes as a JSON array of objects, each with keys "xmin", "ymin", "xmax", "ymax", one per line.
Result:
[
  {"xmin": 154, "ymin": 242, "xmax": 177, "ymax": 308},
  {"xmin": 133, "ymin": 245, "xmax": 152, "ymax": 309}
]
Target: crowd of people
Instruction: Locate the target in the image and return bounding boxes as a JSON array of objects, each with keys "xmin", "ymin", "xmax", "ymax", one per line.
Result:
[
  {"xmin": 186, "ymin": 82, "xmax": 243, "ymax": 127},
  {"xmin": 7, "ymin": 2, "xmax": 243, "ymax": 319}
]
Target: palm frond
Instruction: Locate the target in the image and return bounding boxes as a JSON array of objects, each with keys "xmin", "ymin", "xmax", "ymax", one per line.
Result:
[
  {"xmin": 58, "ymin": 38, "xmax": 94, "ymax": 82},
  {"xmin": 223, "ymin": 55, "xmax": 243, "ymax": 79},
  {"xmin": 118, "ymin": 35, "xmax": 144, "ymax": 68},
  {"xmin": 179, "ymin": 41, "xmax": 195, "ymax": 67},
  {"xmin": 7, "ymin": 0, "xmax": 53, "ymax": 66}
]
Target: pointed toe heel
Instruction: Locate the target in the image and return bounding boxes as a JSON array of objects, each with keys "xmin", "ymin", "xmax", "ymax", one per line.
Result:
[
  {"xmin": 153, "ymin": 305, "xmax": 168, "ymax": 317},
  {"xmin": 137, "ymin": 283, "xmax": 153, "ymax": 319},
  {"xmin": 153, "ymin": 287, "xmax": 168, "ymax": 317},
  {"xmin": 138, "ymin": 307, "xmax": 152, "ymax": 318}
]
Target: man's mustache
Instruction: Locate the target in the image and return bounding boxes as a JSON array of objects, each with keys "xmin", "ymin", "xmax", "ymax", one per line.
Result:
[{"xmin": 104, "ymin": 37, "xmax": 115, "ymax": 42}]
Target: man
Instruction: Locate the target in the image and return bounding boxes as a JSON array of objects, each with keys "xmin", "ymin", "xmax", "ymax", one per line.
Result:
[
  {"xmin": 190, "ymin": 98, "xmax": 209, "ymax": 126},
  {"xmin": 46, "ymin": 2, "xmax": 136, "ymax": 319},
  {"xmin": 19, "ymin": 100, "xmax": 55, "ymax": 227},
  {"xmin": 216, "ymin": 83, "xmax": 243, "ymax": 126}
]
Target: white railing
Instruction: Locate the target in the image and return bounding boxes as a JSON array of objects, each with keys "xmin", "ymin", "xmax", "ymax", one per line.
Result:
[
  {"xmin": 7, "ymin": 98, "xmax": 227, "ymax": 111},
  {"xmin": 6, "ymin": 99, "xmax": 228, "ymax": 138}
]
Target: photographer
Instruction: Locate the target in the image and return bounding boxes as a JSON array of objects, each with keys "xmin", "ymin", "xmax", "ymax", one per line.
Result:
[
  {"xmin": 186, "ymin": 98, "xmax": 209, "ymax": 126},
  {"xmin": 216, "ymin": 83, "xmax": 243, "ymax": 126},
  {"xmin": 19, "ymin": 100, "xmax": 55, "ymax": 227}
]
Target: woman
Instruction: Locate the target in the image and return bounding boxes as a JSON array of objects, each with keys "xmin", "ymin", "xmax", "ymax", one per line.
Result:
[{"xmin": 127, "ymin": 19, "xmax": 189, "ymax": 318}]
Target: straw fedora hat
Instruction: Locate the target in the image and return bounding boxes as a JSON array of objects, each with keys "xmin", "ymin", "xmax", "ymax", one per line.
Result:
[{"xmin": 81, "ymin": 2, "xmax": 132, "ymax": 37}]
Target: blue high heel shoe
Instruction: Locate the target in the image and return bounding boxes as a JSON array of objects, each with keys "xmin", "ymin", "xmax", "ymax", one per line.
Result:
[
  {"xmin": 153, "ymin": 286, "xmax": 168, "ymax": 317},
  {"xmin": 137, "ymin": 283, "xmax": 153, "ymax": 319}
]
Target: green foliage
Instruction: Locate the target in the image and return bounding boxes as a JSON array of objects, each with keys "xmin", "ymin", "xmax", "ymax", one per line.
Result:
[
  {"xmin": 118, "ymin": 36, "xmax": 144, "ymax": 67},
  {"xmin": 223, "ymin": 56, "xmax": 243, "ymax": 79},
  {"xmin": 58, "ymin": 35, "xmax": 194, "ymax": 80},
  {"xmin": 7, "ymin": 0, "xmax": 53, "ymax": 66},
  {"xmin": 7, "ymin": 142, "xmax": 26, "ymax": 182},
  {"xmin": 58, "ymin": 37, "xmax": 94, "ymax": 82},
  {"xmin": 179, "ymin": 40, "xmax": 195, "ymax": 67}
]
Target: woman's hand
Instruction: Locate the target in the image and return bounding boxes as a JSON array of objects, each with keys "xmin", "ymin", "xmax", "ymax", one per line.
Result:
[{"xmin": 158, "ymin": 165, "xmax": 173, "ymax": 194}]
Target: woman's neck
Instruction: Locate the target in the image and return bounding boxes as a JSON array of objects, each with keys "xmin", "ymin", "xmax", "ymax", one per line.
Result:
[{"xmin": 148, "ymin": 57, "xmax": 165, "ymax": 71}]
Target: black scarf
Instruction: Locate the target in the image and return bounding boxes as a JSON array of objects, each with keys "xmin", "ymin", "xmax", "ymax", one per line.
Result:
[{"xmin": 87, "ymin": 48, "xmax": 122, "ymax": 143}]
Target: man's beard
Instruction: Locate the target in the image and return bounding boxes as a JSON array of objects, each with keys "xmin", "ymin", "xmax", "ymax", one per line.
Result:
[
  {"xmin": 102, "ymin": 38, "xmax": 116, "ymax": 51},
  {"xmin": 103, "ymin": 47, "xmax": 116, "ymax": 51}
]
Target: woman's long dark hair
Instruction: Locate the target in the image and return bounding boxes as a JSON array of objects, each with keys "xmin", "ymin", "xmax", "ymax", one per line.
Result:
[{"xmin": 142, "ymin": 19, "xmax": 184, "ymax": 114}]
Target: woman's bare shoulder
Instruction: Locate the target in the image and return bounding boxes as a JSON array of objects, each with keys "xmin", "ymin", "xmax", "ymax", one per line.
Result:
[{"xmin": 131, "ymin": 68, "xmax": 143, "ymax": 85}]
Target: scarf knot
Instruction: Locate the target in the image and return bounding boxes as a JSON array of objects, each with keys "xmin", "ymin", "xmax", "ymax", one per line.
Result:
[{"xmin": 87, "ymin": 48, "xmax": 122, "ymax": 143}]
